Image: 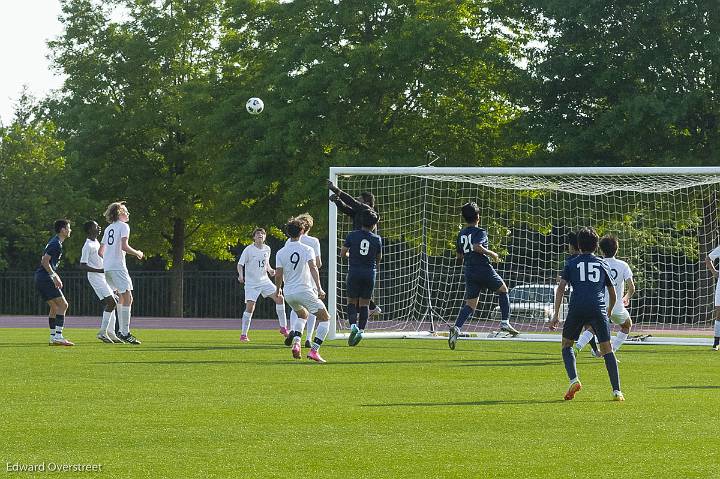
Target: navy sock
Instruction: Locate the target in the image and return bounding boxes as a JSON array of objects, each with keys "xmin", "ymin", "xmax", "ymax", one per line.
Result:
[
  {"xmin": 347, "ymin": 304, "xmax": 358, "ymax": 326},
  {"xmin": 55, "ymin": 314, "xmax": 65, "ymax": 327},
  {"xmin": 49, "ymin": 317, "xmax": 56, "ymax": 331},
  {"xmin": 358, "ymin": 306, "xmax": 369, "ymax": 330},
  {"xmin": 454, "ymin": 304, "xmax": 474, "ymax": 329},
  {"xmin": 498, "ymin": 292, "xmax": 510, "ymax": 323},
  {"xmin": 714, "ymin": 337, "xmax": 719, "ymax": 347},
  {"xmin": 589, "ymin": 336, "xmax": 598, "ymax": 353},
  {"xmin": 561, "ymin": 347, "xmax": 578, "ymax": 381},
  {"xmin": 603, "ymin": 352, "xmax": 621, "ymax": 391}
]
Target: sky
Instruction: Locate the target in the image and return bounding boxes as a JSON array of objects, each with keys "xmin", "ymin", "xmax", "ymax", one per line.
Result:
[{"xmin": 0, "ymin": 0, "xmax": 65, "ymax": 125}]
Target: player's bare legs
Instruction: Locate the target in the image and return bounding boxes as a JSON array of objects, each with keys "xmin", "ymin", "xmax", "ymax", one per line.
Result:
[
  {"xmin": 241, "ymin": 300, "xmax": 257, "ymax": 342},
  {"xmin": 713, "ymin": 307, "xmax": 720, "ymax": 351},
  {"xmin": 612, "ymin": 317, "xmax": 632, "ymax": 352},
  {"xmin": 495, "ymin": 282, "xmax": 518, "ymax": 336},
  {"xmin": 48, "ymin": 296, "xmax": 73, "ymax": 346},
  {"xmin": 307, "ymin": 309, "xmax": 330, "ymax": 363},
  {"xmin": 449, "ymin": 297, "xmax": 478, "ymax": 350},
  {"xmin": 348, "ymin": 298, "xmax": 370, "ymax": 346},
  {"xmin": 270, "ymin": 292, "xmax": 288, "ymax": 337},
  {"xmin": 598, "ymin": 340, "xmax": 623, "ymax": 400}
]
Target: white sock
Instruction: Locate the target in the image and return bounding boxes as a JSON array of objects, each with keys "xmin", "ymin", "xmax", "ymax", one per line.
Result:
[
  {"xmin": 289, "ymin": 309, "xmax": 299, "ymax": 331},
  {"xmin": 241, "ymin": 311, "xmax": 252, "ymax": 335},
  {"xmin": 715, "ymin": 320, "xmax": 720, "ymax": 337},
  {"xmin": 576, "ymin": 330, "xmax": 593, "ymax": 350},
  {"xmin": 100, "ymin": 310, "xmax": 112, "ymax": 334},
  {"xmin": 108, "ymin": 310, "xmax": 117, "ymax": 336},
  {"xmin": 305, "ymin": 313, "xmax": 316, "ymax": 340},
  {"xmin": 276, "ymin": 304, "xmax": 287, "ymax": 329},
  {"xmin": 312, "ymin": 321, "xmax": 330, "ymax": 350},
  {"xmin": 612, "ymin": 331, "xmax": 628, "ymax": 352},
  {"xmin": 119, "ymin": 305, "xmax": 131, "ymax": 335}
]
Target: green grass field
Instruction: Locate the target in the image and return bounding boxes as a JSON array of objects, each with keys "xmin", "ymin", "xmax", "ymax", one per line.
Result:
[{"xmin": 1, "ymin": 328, "xmax": 717, "ymax": 478}]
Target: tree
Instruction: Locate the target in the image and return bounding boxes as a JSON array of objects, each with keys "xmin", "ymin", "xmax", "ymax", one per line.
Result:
[
  {"xmin": 49, "ymin": 0, "xmax": 241, "ymax": 316},
  {"xmin": 0, "ymin": 90, "xmax": 75, "ymax": 270},
  {"xmin": 514, "ymin": 0, "xmax": 720, "ymax": 166},
  {"xmin": 210, "ymin": 0, "xmax": 534, "ymax": 234}
]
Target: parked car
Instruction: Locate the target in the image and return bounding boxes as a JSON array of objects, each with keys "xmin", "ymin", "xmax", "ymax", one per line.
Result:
[{"xmin": 490, "ymin": 284, "xmax": 569, "ymax": 323}]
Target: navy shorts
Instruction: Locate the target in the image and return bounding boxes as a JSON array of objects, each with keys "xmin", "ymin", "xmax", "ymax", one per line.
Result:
[
  {"xmin": 464, "ymin": 268, "xmax": 504, "ymax": 299},
  {"xmin": 34, "ymin": 274, "xmax": 62, "ymax": 302},
  {"xmin": 563, "ymin": 309, "xmax": 611, "ymax": 343},
  {"xmin": 346, "ymin": 269, "xmax": 376, "ymax": 299}
]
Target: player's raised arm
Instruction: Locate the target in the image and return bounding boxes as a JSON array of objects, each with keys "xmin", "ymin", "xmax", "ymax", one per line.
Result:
[
  {"xmin": 340, "ymin": 245, "xmax": 350, "ymax": 258},
  {"xmin": 623, "ymin": 277, "xmax": 636, "ymax": 306}
]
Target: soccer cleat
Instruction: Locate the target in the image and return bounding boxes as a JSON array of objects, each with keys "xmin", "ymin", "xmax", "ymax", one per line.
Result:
[
  {"xmin": 369, "ymin": 305, "xmax": 382, "ymax": 317},
  {"xmin": 448, "ymin": 326, "xmax": 460, "ymax": 350},
  {"xmin": 119, "ymin": 333, "xmax": 142, "ymax": 345},
  {"xmin": 51, "ymin": 337, "xmax": 75, "ymax": 347},
  {"xmin": 612, "ymin": 390, "xmax": 625, "ymax": 401},
  {"xmin": 348, "ymin": 324, "xmax": 359, "ymax": 346},
  {"xmin": 307, "ymin": 349, "xmax": 326, "ymax": 363},
  {"xmin": 240, "ymin": 334, "xmax": 250, "ymax": 343},
  {"xmin": 97, "ymin": 333, "xmax": 114, "ymax": 344},
  {"xmin": 279, "ymin": 327, "xmax": 289, "ymax": 338},
  {"xmin": 106, "ymin": 332, "xmax": 124, "ymax": 343},
  {"xmin": 500, "ymin": 323, "xmax": 520, "ymax": 337},
  {"xmin": 564, "ymin": 380, "xmax": 582, "ymax": 400},
  {"xmin": 590, "ymin": 349, "xmax": 601, "ymax": 358},
  {"xmin": 304, "ymin": 339, "xmax": 312, "ymax": 349},
  {"xmin": 291, "ymin": 341, "xmax": 302, "ymax": 359},
  {"xmin": 713, "ymin": 345, "xmax": 719, "ymax": 351},
  {"xmin": 349, "ymin": 330, "xmax": 364, "ymax": 347},
  {"xmin": 49, "ymin": 336, "xmax": 55, "ymax": 346},
  {"xmin": 284, "ymin": 332, "xmax": 294, "ymax": 347}
]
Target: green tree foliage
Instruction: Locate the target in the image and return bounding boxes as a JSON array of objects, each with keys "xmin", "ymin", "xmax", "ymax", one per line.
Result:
[
  {"xmin": 48, "ymin": 0, "xmax": 245, "ymax": 315},
  {"xmin": 211, "ymin": 0, "xmax": 534, "ymax": 234},
  {"xmin": 515, "ymin": 0, "xmax": 720, "ymax": 165},
  {"xmin": 0, "ymin": 92, "xmax": 75, "ymax": 270}
]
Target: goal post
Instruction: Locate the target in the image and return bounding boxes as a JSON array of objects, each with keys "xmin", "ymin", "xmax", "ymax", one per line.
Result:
[{"xmin": 328, "ymin": 167, "xmax": 720, "ymax": 345}]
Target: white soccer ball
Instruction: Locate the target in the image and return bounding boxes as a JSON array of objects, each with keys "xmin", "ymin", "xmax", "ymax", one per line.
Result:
[{"xmin": 246, "ymin": 97, "xmax": 264, "ymax": 115}]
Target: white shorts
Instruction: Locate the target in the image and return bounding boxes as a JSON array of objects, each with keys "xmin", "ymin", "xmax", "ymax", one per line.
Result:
[
  {"xmin": 285, "ymin": 290, "xmax": 326, "ymax": 315},
  {"xmin": 87, "ymin": 272, "xmax": 114, "ymax": 300},
  {"xmin": 245, "ymin": 282, "xmax": 277, "ymax": 303},
  {"xmin": 105, "ymin": 269, "xmax": 133, "ymax": 294},
  {"xmin": 609, "ymin": 309, "xmax": 631, "ymax": 326}
]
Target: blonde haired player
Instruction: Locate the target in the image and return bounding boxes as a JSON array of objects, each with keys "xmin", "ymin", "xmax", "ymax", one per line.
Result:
[
  {"xmin": 276, "ymin": 218, "xmax": 329, "ymax": 363},
  {"xmin": 99, "ymin": 202, "xmax": 143, "ymax": 344},
  {"xmin": 285, "ymin": 213, "xmax": 322, "ymax": 348},
  {"xmin": 237, "ymin": 228, "xmax": 288, "ymax": 342}
]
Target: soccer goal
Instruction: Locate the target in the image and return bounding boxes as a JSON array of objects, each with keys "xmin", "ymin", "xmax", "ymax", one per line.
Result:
[{"xmin": 327, "ymin": 167, "xmax": 720, "ymax": 346}]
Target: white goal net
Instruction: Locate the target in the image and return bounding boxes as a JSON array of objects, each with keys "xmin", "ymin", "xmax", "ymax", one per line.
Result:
[{"xmin": 328, "ymin": 167, "xmax": 720, "ymax": 343}]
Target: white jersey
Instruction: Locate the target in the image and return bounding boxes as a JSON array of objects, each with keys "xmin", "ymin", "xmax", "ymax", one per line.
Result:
[
  {"xmin": 276, "ymin": 240, "xmax": 317, "ymax": 296},
  {"xmin": 604, "ymin": 257, "xmax": 633, "ymax": 314},
  {"xmin": 286, "ymin": 234, "xmax": 321, "ymax": 262},
  {"xmin": 101, "ymin": 221, "xmax": 130, "ymax": 271},
  {"xmin": 80, "ymin": 238, "xmax": 104, "ymax": 278},
  {"xmin": 238, "ymin": 243, "xmax": 273, "ymax": 287}
]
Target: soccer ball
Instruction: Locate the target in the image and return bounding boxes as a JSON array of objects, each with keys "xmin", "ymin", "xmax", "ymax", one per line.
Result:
[{"xmin": 246, "ymin": 97, "xmax": 264, "ymax": 115}]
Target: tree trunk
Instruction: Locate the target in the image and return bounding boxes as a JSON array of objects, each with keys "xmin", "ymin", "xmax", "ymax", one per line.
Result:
[{"xmin": 170, "ymin": 217, "xmax": 185, "ymax": 318}]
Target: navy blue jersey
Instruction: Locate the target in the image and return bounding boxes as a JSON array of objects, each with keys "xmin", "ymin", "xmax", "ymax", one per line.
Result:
[
  {"xmin": 456, "ymin": 226, "xmax": 491, "ymax": 273},
  {"xmin": 35, "ymin": 235, "xmax": 63, "ymax": 278},
  {"xmin": 561, "ymin": 254, "xmax": 613, "ymax": 314},
  {"xmin": 344, "ymin": 230, "xmax": 382, "ymax": 271}
]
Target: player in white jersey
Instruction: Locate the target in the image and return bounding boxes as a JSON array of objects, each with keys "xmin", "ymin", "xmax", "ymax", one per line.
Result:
[
  {"xmin": 284, "ymin": 213, "xmax": 322, "ymax": 349},
  {"xmin": 237, "ymin": 228, "xmax": 288, "ymax": 342},
  {"xmin": 704, "ymin": 243, "xmax": 720, "ymax": 350},
  {"xmin": 80, "ymin": 220, "xmax": 121, "ymax": 343},
  {"xmin": 275, "ymin": 218, "xmax": 329, "ymax": 363},
  {"xmin": 599, "ymin": 235, "xmax": 635, "ymax": 352},
  {"xmin": 99, "ymin": 202, "xmax": 144, "ymax": 345}
]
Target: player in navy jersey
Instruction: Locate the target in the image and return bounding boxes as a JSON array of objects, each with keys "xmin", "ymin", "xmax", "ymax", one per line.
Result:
[
  {"xmin": 448, "ymin": 202, "xmax": 517, "ymax": 350},
  {"xmin": 549, "ymin": 227, "xmax": 624, "ymax": 401},
  {"xmin": 562, "ymin": 231, "xmax": 600, "ymax": 357},
  {"xmin": 34, "ymin": 219, "xmax": 74, "ymax": 346},
  {"xmin": 328, "ymin": 180, "xmax": 382, "ymax": 317},
  {"xmin": 340, "ymin": 209, "xmax": 382, "ymax": 346}
]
